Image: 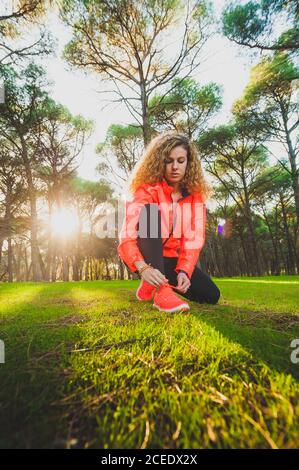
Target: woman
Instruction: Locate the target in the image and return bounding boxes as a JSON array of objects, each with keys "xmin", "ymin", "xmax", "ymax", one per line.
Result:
[{"xmin": 117, "ymin": 131, "xmax": 220, "ymax": 312}]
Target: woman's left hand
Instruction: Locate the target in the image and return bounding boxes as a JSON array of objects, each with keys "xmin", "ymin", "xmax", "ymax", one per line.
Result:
[{"xmin": 176, "ymin": 272, "xmax": 191, "ymax": 293}]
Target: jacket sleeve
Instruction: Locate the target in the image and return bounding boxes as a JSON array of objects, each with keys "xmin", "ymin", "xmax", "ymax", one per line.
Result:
[
  {"xmin": 117, "ymin": 184, "xmax": 154, "ymax": 273},
  {"xmin": 174, "ymin": 200, "xmax": 206, "ymax": 279}
]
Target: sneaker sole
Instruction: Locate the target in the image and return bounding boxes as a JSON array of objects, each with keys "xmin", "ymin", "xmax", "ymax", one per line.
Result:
[{"xmin": 152, "ymin": 302, "xmax": 190, "ymax": 313}]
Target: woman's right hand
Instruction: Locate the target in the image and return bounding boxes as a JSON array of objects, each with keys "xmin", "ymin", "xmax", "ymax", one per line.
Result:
[{"xmin": 141, "ymin": 266, "xmax": 168, "ymax": 287}]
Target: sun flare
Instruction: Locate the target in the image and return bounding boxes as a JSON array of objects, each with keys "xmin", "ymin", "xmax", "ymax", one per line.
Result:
[{"xmin": 50, "ymin": 206, "xmax": 79, "ymax": 238}]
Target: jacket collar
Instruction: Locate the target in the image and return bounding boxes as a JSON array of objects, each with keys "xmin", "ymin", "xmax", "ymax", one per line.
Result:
[{"xmin": 161, "ymin": 177, "xmax": 190, "ymax": 199}]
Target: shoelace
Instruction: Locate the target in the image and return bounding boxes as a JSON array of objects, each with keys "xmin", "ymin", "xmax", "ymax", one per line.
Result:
[
  {"xmin": 147, "ymin": 281, "xmax": 184, "ymax": 292},
  {"xmin": 163, "ymin": 282, "xmax": 177, "ymax": 289},
  {"xmin": 155, "ymin": 282, "xmax": 179, "ymax": 292}
]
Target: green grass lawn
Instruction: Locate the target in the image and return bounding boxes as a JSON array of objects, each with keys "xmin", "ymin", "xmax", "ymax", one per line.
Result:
[{"xmin": 1, "ymin": 276, "xmax": 299, "ymax": 449}]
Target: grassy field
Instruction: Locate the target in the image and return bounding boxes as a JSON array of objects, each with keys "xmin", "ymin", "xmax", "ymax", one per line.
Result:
[{"xmin": 0, "ymin": 276, "xmax": 299, "ymax": 449}]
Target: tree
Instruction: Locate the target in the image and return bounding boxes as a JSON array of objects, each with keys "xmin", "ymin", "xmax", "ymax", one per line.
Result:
[
  {"xmin": 0, "ymin": 0, "xmax": 53, "ymax": 64},
  {"xmin": 255, "ymin": 165, "xmax": 297, "ymax": 273},
  {"xmin": 197, "ymin": 120, "xmax": 271, "ymax": 275},
  {"xmin": 222, "ymin": 0, "xmax": 299, "ymax": 54},
  {"xmin": 66, "ymin": 177, "xmax": 114, "ymax": 281},
  {"xmin": 0, "ymin": 140, "xmax": 27, "ymax": 281},
  {"xmin": 148, "ymin": 76, "xmax": 222, "ymax": 138},
  {"xmin": 233, "ymin": 53, "xmax": 299, "ymax": 254},
  {"xmin": 96, "ymin": 123, "xmax": 144, "ymax": 190},
  {"xmin": 0, "ymin": 63, "xmax": 52, "ymax": 280},
  {"xmin": 35, "ymin": 102, "xmax": 94, "ymax": 280},
  {"xmin": 60, "ymin": 0, "xmax": 213, "ymax": 144}
]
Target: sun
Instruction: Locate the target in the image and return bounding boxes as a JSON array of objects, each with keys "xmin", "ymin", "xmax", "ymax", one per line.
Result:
[{"xmin": 50, "ymin": 206, "xmax": 79, "ymax": 238}]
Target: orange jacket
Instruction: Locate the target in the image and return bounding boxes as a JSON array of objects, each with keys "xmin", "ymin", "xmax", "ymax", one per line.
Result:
[{"xmin": 117, "ymin": 177, "xmax": 206, "ymax": 279}]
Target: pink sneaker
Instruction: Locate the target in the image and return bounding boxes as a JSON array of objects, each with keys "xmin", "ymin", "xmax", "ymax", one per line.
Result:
[
  {"xmin": 136, "ymin": 279, "xmax": 157, "ymax": 301},
  {"xmin": 153, "ymin": 284, "xmax": 190, "ymax": 313}
]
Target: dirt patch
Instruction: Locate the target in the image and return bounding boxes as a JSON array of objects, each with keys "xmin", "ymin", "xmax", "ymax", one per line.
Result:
[
  {"xmin": 232, "ymin": 310, "xmax": 299, "ymax": 331},
  {"xmin": 42, "ymin": 314, "xmax": 91, "ymax": 328}
]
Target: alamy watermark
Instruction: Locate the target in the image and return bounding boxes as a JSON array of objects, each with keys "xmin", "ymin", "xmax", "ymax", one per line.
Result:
[
  {"xmin": 0, "ymin": 339, "xmax": 5, "ymax": 364},
  {"xmin": 95, "ymin": 199, "xmax": 206, "ymax": 250},
  {"xmin": 290, "ymin": 339, "xmax": 299, "ymax": 364},
  {"xmin": 0, "ymin": 82, "xmax": 4, "ymax": 104}
]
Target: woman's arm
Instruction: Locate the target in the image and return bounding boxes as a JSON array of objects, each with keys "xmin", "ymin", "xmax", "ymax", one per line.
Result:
[
  {"xmin": 134, "ymin": 260, "xmax": 148, "ymax": 272},
  {"xmin": 117, "ymin": 184, "xmax": 154, "ymax": 273},
  {"xmin": 175, "ymin": 200, "xmax": 206, "ymax": 279}
]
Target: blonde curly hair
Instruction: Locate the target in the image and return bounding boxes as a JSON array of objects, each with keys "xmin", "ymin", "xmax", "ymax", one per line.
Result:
[{"xmin": 128, "ymin": 131, "xmax": 213, "ymax": 202}]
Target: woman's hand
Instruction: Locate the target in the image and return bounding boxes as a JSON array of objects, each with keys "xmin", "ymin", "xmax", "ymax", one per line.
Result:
[
  {"xmin": 141, "ymin": 266, "xmax": 168, "ymax": 287},
  {"xmin": 176, "ymin": 272, "xmax": 190, "ymax": 293}
]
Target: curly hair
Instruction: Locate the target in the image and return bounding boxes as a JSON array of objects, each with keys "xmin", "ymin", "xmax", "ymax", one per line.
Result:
[{"xmin": 127, "ymin": 131, "xmax": 213, "ymax": 202}]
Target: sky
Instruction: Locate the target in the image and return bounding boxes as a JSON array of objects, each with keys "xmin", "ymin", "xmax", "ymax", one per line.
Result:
[{"xmin": 35, "ymin": 0, "xmax": 254, "ymax": 195}]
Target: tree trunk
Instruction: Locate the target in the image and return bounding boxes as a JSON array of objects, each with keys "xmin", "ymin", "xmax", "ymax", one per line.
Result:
[
  {"xmin": 238, "ymin": 230, "xmax": 251, "ymax": 276},
  {"xmin": 279, "ymin": 193, "xmax": 296, "ymax": 274},
  {"xmin": 261, "ymin": 206, "xmax": 280, "ymax": 275},
  {"xmin": 0, "ymin": 240, "xmax": 3, "ymax": 267},
  {"xmin": 118, "ymin": 259, "xmax": 125, "ymax": 280},
  {"xmin": 281, "ymin": 108, "xmax": 299, "ymax": 234},
  {"xmin": 5, "ymin": 196, "xmax": 13, "ymax": 282},
  {"xmin": 20, "ymin": 137, "xmax": 42, "ymax": 281},
  {"xmin": 84, "ymin": 256, "xmax": 89, "ymax": 281}
]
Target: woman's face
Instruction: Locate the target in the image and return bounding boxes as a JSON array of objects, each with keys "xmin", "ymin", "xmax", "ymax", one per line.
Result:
[{"xmin": 164, "ymin": 145, "xmax": 188, "ymax": 186}]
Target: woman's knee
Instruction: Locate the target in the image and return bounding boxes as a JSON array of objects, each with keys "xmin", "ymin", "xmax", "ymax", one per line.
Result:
[
  {"xmin": 208, "ymin": 286, "xmax": 221, "ymax": 304},
  {"xmin": 186, "ymin": 285, "xmax": 220, "ymax": 305},
  {"xmin": 190, "ymin": 271, "xmax": 221, "ymax": 305}
]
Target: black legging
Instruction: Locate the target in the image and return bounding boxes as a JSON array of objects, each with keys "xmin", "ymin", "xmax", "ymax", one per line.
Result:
[{"xmin": 135, "ymin": 203, "xmax": 220, "ymax": 305}]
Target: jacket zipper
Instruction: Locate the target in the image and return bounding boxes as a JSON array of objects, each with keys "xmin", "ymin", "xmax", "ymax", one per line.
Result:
[{"xmin": 162, "ymin": 195, "xmax": 184, "ymax": 246}]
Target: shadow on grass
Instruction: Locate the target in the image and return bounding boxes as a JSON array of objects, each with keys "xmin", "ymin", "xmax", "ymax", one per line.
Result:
[
  {"xmin": 100, "ymin": 280, "xmax": 299, "ymax": 380},
  {"xmin": 188, "ymin": 300, "xmax": 299, "ymax": 380},
  {"xmin": 0, "ymin": 282, "xmax": 90, "ymax": 449},
  {"xmin": 1, "ymin": 280, "xmax": 299, "ymax": 449}
]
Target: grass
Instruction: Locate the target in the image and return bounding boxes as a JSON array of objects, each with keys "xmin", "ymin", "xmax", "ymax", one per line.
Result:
[{"xmin": 0, "ymin": 276, "xmax": 299, "ymax": 449}]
